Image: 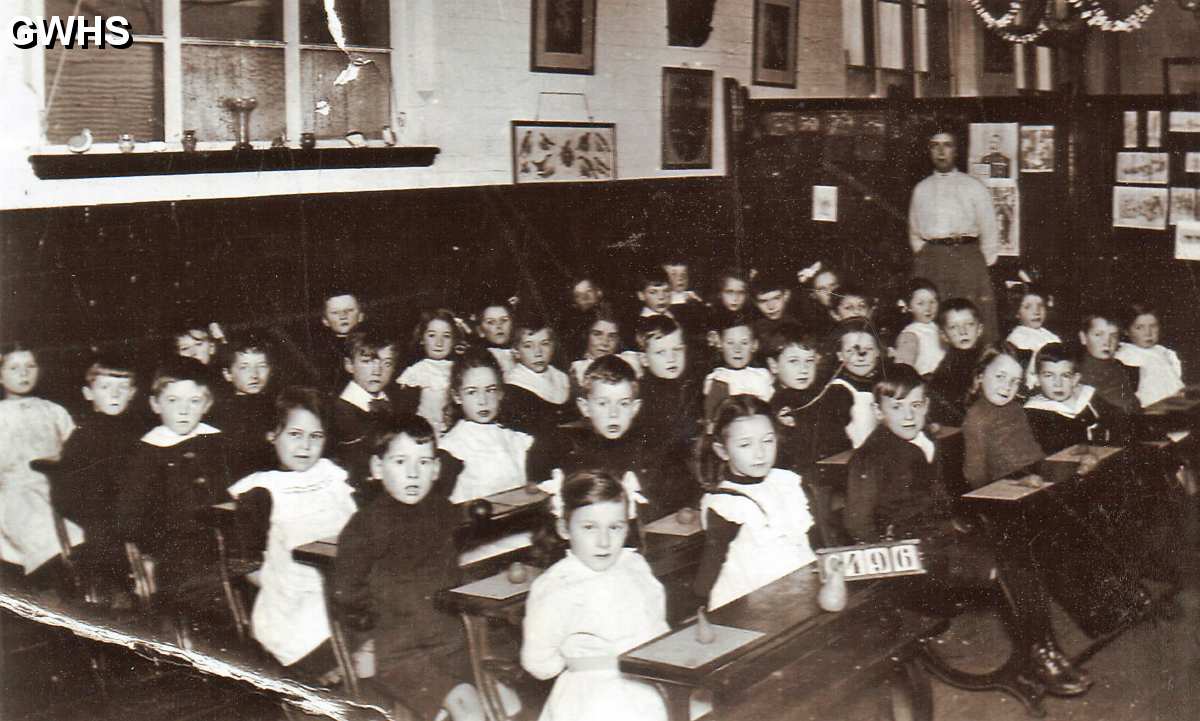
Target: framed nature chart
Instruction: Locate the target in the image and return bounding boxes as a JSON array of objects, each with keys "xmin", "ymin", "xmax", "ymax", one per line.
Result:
[{"xmin": 511, "ymin": 121, "xmax": 615, "ymax": 183}]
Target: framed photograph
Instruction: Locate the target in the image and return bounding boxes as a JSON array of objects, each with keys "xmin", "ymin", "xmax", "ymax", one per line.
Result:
[
  {"xmin": 511, "ymin": 121, "xmax": 615, "ymax": 183},
  {"xmin": 531, "ymin": 0, "xmax": 596, "ymax": 74},
  {"xmin": 752, "ymin": 0, "xmax": 798, "ymax": 87},
  {"xmin": 662, "ymin": 67, "xmax": 713, "ymax": 170},
  {"xmin": 812, "ymin": 185, "xmax": 838, "ymax": 222},
  {"xmin": 1113, "ymin": 186, "xmax": 1168, "ymax": 230},
  {"xmin": 968, "ymin": 123, "xmax": 1018, "ymax": 182},
  {"xmin": 1115, "ymin": 153, "xmax": 1169, "ymax": 185},
  {"xmin": 1019, "ymin": 125, "xmax": 1054, "ymax": 173}
]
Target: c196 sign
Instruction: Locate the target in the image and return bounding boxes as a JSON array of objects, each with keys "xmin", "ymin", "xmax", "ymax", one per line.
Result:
[{"xmin": 9, "ymin": 15, "xmax": 132, "ymax": 49}]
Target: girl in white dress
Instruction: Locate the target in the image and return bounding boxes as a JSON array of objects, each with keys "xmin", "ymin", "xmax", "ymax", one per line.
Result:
[
  {"xmin": 694, "ymin": 395, "xmax": 817, "ymax": 610},
  {"xmin": 227, "ymin": 387, "xmax": 357, "ymax": 673},
  {"xmin": 893, "ymin": 277, "xmax": 945, "ymax": 377},
  {"xmin": 522, "ymin": 470, "xmax": 669, "ymax": 721},
  {"xmin": 1004, "ymin": 285, "xmax": 1061, "ymax": 388},
  {"xmin": 397, "ymin": 309, "xmax": 462, "ymax": 434},
  {"xmin": 1115, "ymin": 302, "xmax": 1185, "ymax": 407}
]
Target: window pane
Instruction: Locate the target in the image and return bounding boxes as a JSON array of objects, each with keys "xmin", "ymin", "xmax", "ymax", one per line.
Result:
[
  {"xmin": 914, "ymin": 7, "xmax": 929, "ymax": 73},
  {"xmin": 181, "ymin": 46, "xmax": 285, "ymax": 142},
  {"xmin": 44, "ymin": 44, "xmax": 163, "ymax": 144},
  {"xmin": 300, "ymin": 50, "xmax": 391, "ymax": 138},
  {"xmin": 300, "ymin": 0, "xmax": 390, "ymax": 47},
  {"xmin": 45, "ymin": 0, "xmax": 161, "ymax": 35},
  {"xmin": 842, "ymin": 0, "xmax": 866, "ymax": 65},
  {"xmin": 182, "ymin": 0, "xmax": 282, "ymax": 41},
  {"xmin": 877, "ymin": 1, "xmax": 905, "ymax": 70}
]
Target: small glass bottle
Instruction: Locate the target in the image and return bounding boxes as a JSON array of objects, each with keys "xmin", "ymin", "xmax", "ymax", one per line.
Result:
[
  {"xmin": 181, "ymin": 130, "xmax": 198, "ymax": 153},
  {"xmin": 117, "ymin": 134, "xmax": 135, "ymax": 153}
]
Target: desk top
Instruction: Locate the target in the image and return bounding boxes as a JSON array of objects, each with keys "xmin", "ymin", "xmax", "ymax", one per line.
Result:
[
  {"xmin": 817, "ymin": 426, "xmax": 960, "ymax": 467},
  {"xmin": 1141, "ymin": 386, "xmax": 1200, "ymax": 416}
]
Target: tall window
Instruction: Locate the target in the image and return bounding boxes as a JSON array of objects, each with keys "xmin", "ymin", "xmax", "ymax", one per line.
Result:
[
  {"xmin": 41, "ymin": 0, "xmax": 395, "ymax": 147},
  {"xmin": 842, "ymin": 0, "xmax": 950, "ymax": 97}
]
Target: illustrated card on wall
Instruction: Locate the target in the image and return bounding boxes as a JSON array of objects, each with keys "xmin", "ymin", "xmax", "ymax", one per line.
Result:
[
  {"xmin": 1116, "ymin": 153, "xmax": 1169, "ymax": 185},
  {"xmin": 1169, "ymin": 111, "xmax": 1200, "ymax": 133},
  {"xmin": 990, "ymin": 182, "xmax": 1020, "ymax": 256},
  {"xmin": 1019, "ymin": 125, "xmax": 1054, "ymax": 173},
  {"xmin": 512, "ymin": 121, "xmax": 616, "ymax": 183},
  {"xmin": 1175, "ymin": 222, "xmax": 1200, "ymax": 261},
  {"xmin": 812, "ymin": 185, "xmax": 837, "ymax": 222},
  {"xmin": 1113, "ymin": 186, "xmax": 1168, "ymax": 230},
  {"xmin": 1147, "ymin": 111, "xmax": 1162, "ymax": 148},
  {"xmin": 1123, "ymin": 111, "xmax": 1139, "ymax": 148},
  {"xmin": 1171, "ymin": 188, "xmax": 1198, "ymax": 226},
  {"xmin": 968, "ymin": 123, "xmax": 1018, "ymax": 181},
  {"xmin": 1187, "ymin": 153, "xmax": 1200, "ymax": 174}
]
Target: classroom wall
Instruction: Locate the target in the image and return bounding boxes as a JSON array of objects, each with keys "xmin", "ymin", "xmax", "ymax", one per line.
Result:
[{"xmin": 1114, "ymin": 3, "xmax": 1199, "ymax": 94}]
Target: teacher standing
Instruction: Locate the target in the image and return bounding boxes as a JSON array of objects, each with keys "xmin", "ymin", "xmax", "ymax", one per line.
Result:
[{"xmin": 908, "ymin": 129, "xmax": 1000, "ymax": 343}]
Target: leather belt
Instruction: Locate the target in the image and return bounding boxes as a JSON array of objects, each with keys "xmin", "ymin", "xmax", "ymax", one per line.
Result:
[{"xmin": 924, "ymin": 235, "xmax": 978, "ymax": 247}]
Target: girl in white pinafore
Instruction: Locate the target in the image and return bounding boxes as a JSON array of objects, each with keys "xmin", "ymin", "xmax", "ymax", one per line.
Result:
[
  {"xmin": 397, "ymin": 309, "xmax": 462, "ymax": 434},
  {"xmin": 228, "ymin": 389, "xmax": 357, "ymax": 668},
  {"xmin": 696, "ymin": 395, "xmax": 816, "ymax": 610},
  {"xmin": 522, "ymin": 470, "xmax": 669, "ymax": 721},
  {"xmin": 893, "ymin": 278, "xmax": 945, "ymax": 377}
]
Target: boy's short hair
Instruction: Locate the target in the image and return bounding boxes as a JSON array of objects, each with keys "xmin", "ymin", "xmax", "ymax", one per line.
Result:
[
  {"xmin": 220, "ymin": 332, "xmax": 274, "ymax": 369},
  {"xmin": 660, "ymin": 251, "xmax": 689, "ymax": 267},
  {"xmin": 636, "ymin": 266, "xmax": 671, "ymax": 292},
  {"xmin": 581, "ymin": 354, "xmax": 639, "ymax": 397},
  {"xmin": 84, "ymin": 354, "xmax": 137, "ymax": 385},
  {"xmin": 872, "ymin": 363, "xmax": 925, "ymax": 404},
  {"xmin": 273, "ymin": 386, "xmax": 330, "ymax": 434},
  {"xmin": 750, "ymin": 269, "xmax": 790, "ymax": 298},
  {"xmin": 150, "ymin": 356, "xmax": 212, "ymax": 396},
  {"xmin": 343, "ymin": 328, "xmax": 397, "ymax": 360},
  {"xmin": 714, "ymin": 310, "xmax": 754, "ymax": 335},
  {"xmin": 634, "ymin": 315, "xmax": 682, "ymax": 351},
  {"xmin": 1079, "ymin": 308, "xmax": 1119, "ymax": 334},
  {"xmin": 937, "ymin": 298, "xmax": 980, "ymax": 328},
  {"xmin": 321, "ymin": 287, "xmax": 360, "ymax": 305},
  {"xmin": 1033, "ymin": 342, "xmax": 1078, "ymax": 372},
  {"xmin": 761, "ymin": 321, "xmax": 819, "ymax": 359},
  {"xmin": 835, "ymin": 283, "xmax": 873, "ymax": 306},
  {"xmin": 511, "ymin": 312, "xmax": 555, "ymax": 346},
  {"xmin": 830, "ymin": 317, "xmax": 878, "ymax": 345},
  {"xmin": 474, "ymin": 296, "xmax": 514, "ymax": 322},
  {"xmin": 369, "ymin": 413, "xmax": 437, "ymax": 457}
]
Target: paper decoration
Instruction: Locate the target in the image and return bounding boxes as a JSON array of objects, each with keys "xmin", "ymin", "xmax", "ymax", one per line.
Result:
[
  {"xmin": 1019, "ymin": 125, "xmax": 1054, "ymax": 173},
  {"xmin": 624, "ymin": 624, "xmax": 764, "ymax": 669},
  {"xmin": 1123, "ymin": 111, "xmax": 1139, "ymax": 148},
  {"xmin": 1115, "ymin": 152, "xmax": 1169, "ymax": 184},
  {"xmin": 1147, "ymin": 111, "xmax": 1162, "ymax": 148},
  {"xmin": 812, "ymin": 185, "xmax": 838, "ymax": 222},
  {"xmin": 1113, "ymin": 186, "xmax": 1168, "ymax": 230},
  {"xmin": 1168, "ymin": 111, "xmax": 1200, "ymax": 133},
  {"xmin": 968, "ymin": 123, "xmax": 1018, "ymax": 181},
  {"xmin": 1177, "ymin": 222, "xmax": 1200, "ymax": 261},
  {"xmin": 1170, "ymin": 188, "xmax": 1197, "ymax": 226}
]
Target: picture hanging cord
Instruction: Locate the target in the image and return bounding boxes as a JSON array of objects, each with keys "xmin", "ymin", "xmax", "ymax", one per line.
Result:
[{"xmin": 535, "ymin": 91, "xmax": 594, "ymax": 122}]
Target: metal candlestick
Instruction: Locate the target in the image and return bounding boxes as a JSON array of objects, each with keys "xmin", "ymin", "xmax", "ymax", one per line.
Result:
[{"xmin": 224, "ymin": 97, "xmax": 258, "ymax": 151}]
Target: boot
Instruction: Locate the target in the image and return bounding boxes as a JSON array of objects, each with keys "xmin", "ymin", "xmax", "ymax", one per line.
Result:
[{"xmin": 1025, "ymin": 640, "xmax": 1092, "ymax": 697}]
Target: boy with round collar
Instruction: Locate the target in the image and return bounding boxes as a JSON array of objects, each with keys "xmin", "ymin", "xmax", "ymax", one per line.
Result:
[{"xmin": 1024, "ymin": 343, "xmax": 1130, "ymax": 456}]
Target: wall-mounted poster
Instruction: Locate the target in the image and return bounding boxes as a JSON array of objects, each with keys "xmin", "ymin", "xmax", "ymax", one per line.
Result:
[
  {"xmin": 511, "ymin": 121, "xmax": 615, "ymax": 183},
  {"xmin": 753, "ymin": 0, "xmax": 798, "ymax": 88},
  {"xmin": 531, "ymin": 0, "xmax": 596, "ymax": 74},
  {"xmin": 968, "ymin": 123, "xmax": 1017, "ymax": 181},
  {"xmin": 990, "ymin": 183, "xmax": 1020, "ymax": 256},
  {"xmin": 1123, "ymin": 111, "xmax": 1139, "ymax": 148},
  {"xmin": 662, "ymin": 67, "xmax": 713, "ymax": 169},
  {"xmin": 1170, "ymin": 188, "xmax": 1197, "ymax": 225},
  {"xmin": 812, "ymin": 185, "xmax": 837, "ymax": 222},
  {"xmin": 1147, "ymin": 111, "xmax": 1162, "ymax": 148},
  {"xmin": 1020, "ymin": 125, "xmax": 1054, "ymax": 173},
  {"xmin": 1175, "ymin": 222, "xmax": 1200, "ymax": 261},
  {"xmin": 1116, "ymin": 153, "xmax": 1169, "ymax": 185},
  {"xmin": 1187, "ymin": 153, "xmax": 1200, "ymax": 173},
  {"xmin": 1113, "ymin": 186, "xmax": 1168, "ymax": 230},
  {"xmin": 1169, "ymin": 111, "xmax": 1200, "ymax": 133}
]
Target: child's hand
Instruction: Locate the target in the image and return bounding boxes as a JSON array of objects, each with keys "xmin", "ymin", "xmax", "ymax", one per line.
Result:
[{"xmin": 1076, "ymin": 453, "xmax": 1100, "ymax": 476}]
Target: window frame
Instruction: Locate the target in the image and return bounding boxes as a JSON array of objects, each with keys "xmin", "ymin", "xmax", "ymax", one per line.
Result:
[{"xmin": 844, "ymin": 0, "xmax": 951, "ymax": 97}]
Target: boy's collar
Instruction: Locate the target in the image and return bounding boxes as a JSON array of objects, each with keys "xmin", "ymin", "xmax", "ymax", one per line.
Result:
[
  {"xmin": 339, "ymin": 381, "xmax": 386, "ymax": 412},
  {"xmin": 1025, "ymin": 385, "xmax": 1095, "ymax": 417},
  {"xmin": 505, "ymin": 364, "xmax": 569, "ymax": 404},
  {"xmin": 908, "ymin": 431, "xmax": 936, "ymax": 463},
  {"xmin": 142, "ymin": 422, "xmax": 220, "ymax": 448}
]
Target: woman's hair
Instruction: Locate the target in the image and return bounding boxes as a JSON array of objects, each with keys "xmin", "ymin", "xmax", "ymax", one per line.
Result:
[
  {"xmin": 412, "ymin": 308, "xmax": 464, "ymax": 355},
  {"xmin": 966, "ymin": 345, "xmax": 1020, "ymax": 405},
  {"xmin": 697, "ymin": 395, "xmax": 773, "ymax": 491},
  {"xmin": 530, "ymin": 469, "xmax": 628, "ymax": 565},
  {"xmin": 272, "ymin": 386, "xmax": 330, "ymax": 437},
  {"xmin": 1123, "ymin": 301, "xmax": 1159, "ymax": 329}
]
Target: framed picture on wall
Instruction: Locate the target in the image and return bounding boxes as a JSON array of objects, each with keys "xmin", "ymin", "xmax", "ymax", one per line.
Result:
[
  {"xmin": 531, "ymin": 0, "xmax": 596, "ymax": 74},
  {"xmin": 511, "ymin": 121, "xmax": 616, "ymax": 183},
  {"xmin": 752, "ymin": 0, "xmax": 798, "ymax": 87},
  {"xmin": 662, "ymin": 67, "xmax": 714, "ymax": 170}
]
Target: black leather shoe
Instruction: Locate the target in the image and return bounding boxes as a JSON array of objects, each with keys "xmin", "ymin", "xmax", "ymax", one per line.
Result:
[{"xmin": 1025, "ymin": 643, "xmax": 1093, "ymax": 697}]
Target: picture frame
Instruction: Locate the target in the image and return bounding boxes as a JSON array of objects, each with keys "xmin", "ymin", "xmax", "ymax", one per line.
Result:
[
  {"xmin": 511, "ymin": 120, "xmax": 616, "ymax": 183},
  {"xmin": 531, "ymin": 0, "xmax": 596, "ymax": 74},
  {"xmin": 752, "ymin": 0, "xmax": 798, "ymax": 88},
  {"xmin": 662, "ymin": 67, "xmax": 714, "ymax": 170}
]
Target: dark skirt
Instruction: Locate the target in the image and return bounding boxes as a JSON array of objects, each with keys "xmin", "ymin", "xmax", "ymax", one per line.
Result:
[{"xmin": 913, "ymin": 244, "xmax": 999, "ymax": 345}]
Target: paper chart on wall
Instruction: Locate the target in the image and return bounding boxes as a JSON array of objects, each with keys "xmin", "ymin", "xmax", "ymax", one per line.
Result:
[
  {"xmin": 1019, "ymin": 125, "xmax": 1054, "ymax": 173},
  {"xmin": 1113, "ymin": 186, "xmax": 1168, "ymax": 230},
  {"xmin": 1177, "ymin": 222, "xmax": 1200, "ymax": 261},
  {"xmin": 1168, "ymin": 111, "xmax": 1200, "ymax": 133},
  {"xmin": 1170, "ymin": 188, "xmax": 1197, "ymax": 226},
  {"xmin": 1116, "ymin": 152, "xmax": 1169, "ymax": 184},
  {"xmin": 812, "ymin": 185, "xmax": 837, "ymax": 222}
]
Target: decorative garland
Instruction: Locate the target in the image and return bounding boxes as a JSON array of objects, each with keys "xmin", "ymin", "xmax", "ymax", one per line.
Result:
[
  {"xmin": 1066, "ymin": 0, "xmax": 1158, "ymax": 32},
  {"xmin": 966, "ymin": 0, "xmax": 1050, "ymax": 42}
]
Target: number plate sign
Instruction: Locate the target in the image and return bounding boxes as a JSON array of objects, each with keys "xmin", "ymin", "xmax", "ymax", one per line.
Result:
[{"xmin": 816, "ymin": 539, "xmax": 925, "ymax": 582}]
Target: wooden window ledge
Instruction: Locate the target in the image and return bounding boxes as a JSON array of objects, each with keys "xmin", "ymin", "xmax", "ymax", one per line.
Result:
[{"xmin": 27, "ymin": 146, "xmax": 440, "ymax": 180}]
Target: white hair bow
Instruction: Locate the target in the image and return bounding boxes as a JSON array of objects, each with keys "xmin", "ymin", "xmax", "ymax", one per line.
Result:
[
  {"xmin": 538, "ymin": 468, "xmax": 648, "ymax": 520},
  {"xmin": 797, "ymin": 261, "xmax": 823, "ymax": 285}
]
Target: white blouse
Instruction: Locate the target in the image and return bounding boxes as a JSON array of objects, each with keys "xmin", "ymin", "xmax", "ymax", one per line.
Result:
[
  {"xmin": 441, "ymin": 420, "xmax": 534, "ymax": 503},
  {"xmin": 703, "ymin": 366, "xmax": 775, "ymax": 402},
  {"xmin": 397, "ymin": 358, "xmax": 454, "ymax": 432},
  {"xmin": 899, "ymin": 321, "xmax": 946, "ymax": 377},
  {"xmin": 1115, "ymin": 342, "xmax": 1184, "ymax": 407}
]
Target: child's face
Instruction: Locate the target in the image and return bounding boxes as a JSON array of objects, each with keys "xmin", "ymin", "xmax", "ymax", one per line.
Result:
[
  {"xmin": 1036, "ymin": 360, "xmax": 1081, "ymax": 402},
  {"xmin": 176, "ymin": 331, "xmax": 215, "ymax": 365},
  {"xmin": 941, "ymin": 310, "xmax": 982, "ymax": 350},
  {"xmin": 270, "ymin": 407, "xmax": 326, "ymax": 473},
  {"xmin": 223, "ymin": 351, "xmax": 271, "ymax": 395},
  {"xmin": 1017, "ymin": 294, "xmax": 1046, "ymax": 329},
  {"xmin": 83, "ymin": 375, "xmax": 136, "ymax": 416},
  {"xmin": 1, "ymin": 351, "xmax": 38, "ymax": 397},
  {"xmin": 720, "ymin": 326, "xmax": 757, "ymax": 369},
  {"xmin": 150, "ymin": 380, "xmax": 213, "ymax": 436},
  {"xmin": 422, "ymin": 319, "xmax": 455, "ymax": 361},
  {"xmin": 1127, "ymin": 313, "xmax": 1159, "ymax": 349},
  {"xmin": 720, "ymin": 277, "xmax": 747, "ymax": 312},
  {"xmin": 515, "ymin": 329, "xmax": 555, "ymax": 373},
  {"xmin": 1079, "ymin": 318, "xmax": 1119, "ymax": 360},
  {"xmin": 754, "ymin": 289, "xmax": 790, "ymax": 321},
  {"xmin": 768, "ymin": 345, "xmax": 818, "ymax": 390},
  {"xmin": 838, "ymin": 332, "xmax": 880, "ymax": 378},
  {"xmin": 586, "ymin": 320, "xmax": 620, "ymax": 358},
  {"xmin": 558, "ymin": 499, "xmax": 628, "ymax": 573},
  {"xmin": 909, "ymin": 289, "xmax": 938, "ymax": 324},
  {"xmin": 372, "ymin": 433, "xmax": 440, "ymax": 505},
  {"xmin": 812, "ymin": 271, "xmax": 839, "ymax": 308},
  {"xmin": 478, "ymin": 306, "xmax": 512, "ymax": 346},
  {"xmin": 644, "ymin": 330, "xmax": 686, "ymax": 380},
  {"xmin": 323, "ymin": 295, "xmax": 364, "ymax": 336},
  {"xmin": 874, "ymin": 386, "xmax": 929, "ymax": 441},
  {"xmin": 577, "ymin": 379, "xmax": 641, "ymax": 440},
  {"xmin": 980, "ymin": 356, "xmax": 1022, "ymax": 407},
  {"xmin": 833, "ymin": 294, "xmax": 869, "ymax": 321},
  {"xmin": 454, "ymin": 366, "xmax": 503, "ymax": 423},
  {"xmin": 664, "ymin": 263, "xmax": 689, "ymax": 293},
  {"xmin": 638, "ymin": 282, "xmax": 671, "ymax": 314},
  {"xmin": 573, "ymin": 280, "xmax": 602, "ymax": 311},
  {"xmin": 714, "ymin": 414, "xmax": 777, "ymax": 478},
  {"xmin": 344, "ymin": 346, "xmax": 397, "ymax": 394}
]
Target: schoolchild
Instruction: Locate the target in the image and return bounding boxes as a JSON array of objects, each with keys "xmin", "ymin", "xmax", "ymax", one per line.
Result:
[
  {"xmin": 1024, "ymin": 342, "xmax": 1131, "ymax": 454},
  {"xmin": 1004, "ymin": 284, "xmax": 1061, "ymax": 388},
  {"xmin": 473, "ymin": 298, "xmax": 517, "ymax": 374},
  {"xmin": 1114, "ymin": 302, "xmax": 1184, "ymax": 408},
  {"xmin": 1077, "ymin": 310, "xmax": 1141, "ymax": 414},
  {"xmin": 927, "ymin": 298, "xmax": 988, "ymax": 426},
  {"xmin": 893, "ymin": 277, "xmax": 946, "ymax": 377},
  {"xmin": 703, "ymin": 313, "xmax": 774, "ymax": 422},
  {"xmin": 208, "ymin": 332, "xmax": 277, "ymax": 479},
  {"xmin": 500, "ymin": 313, "xmax": 573, "ymax": 437}
]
